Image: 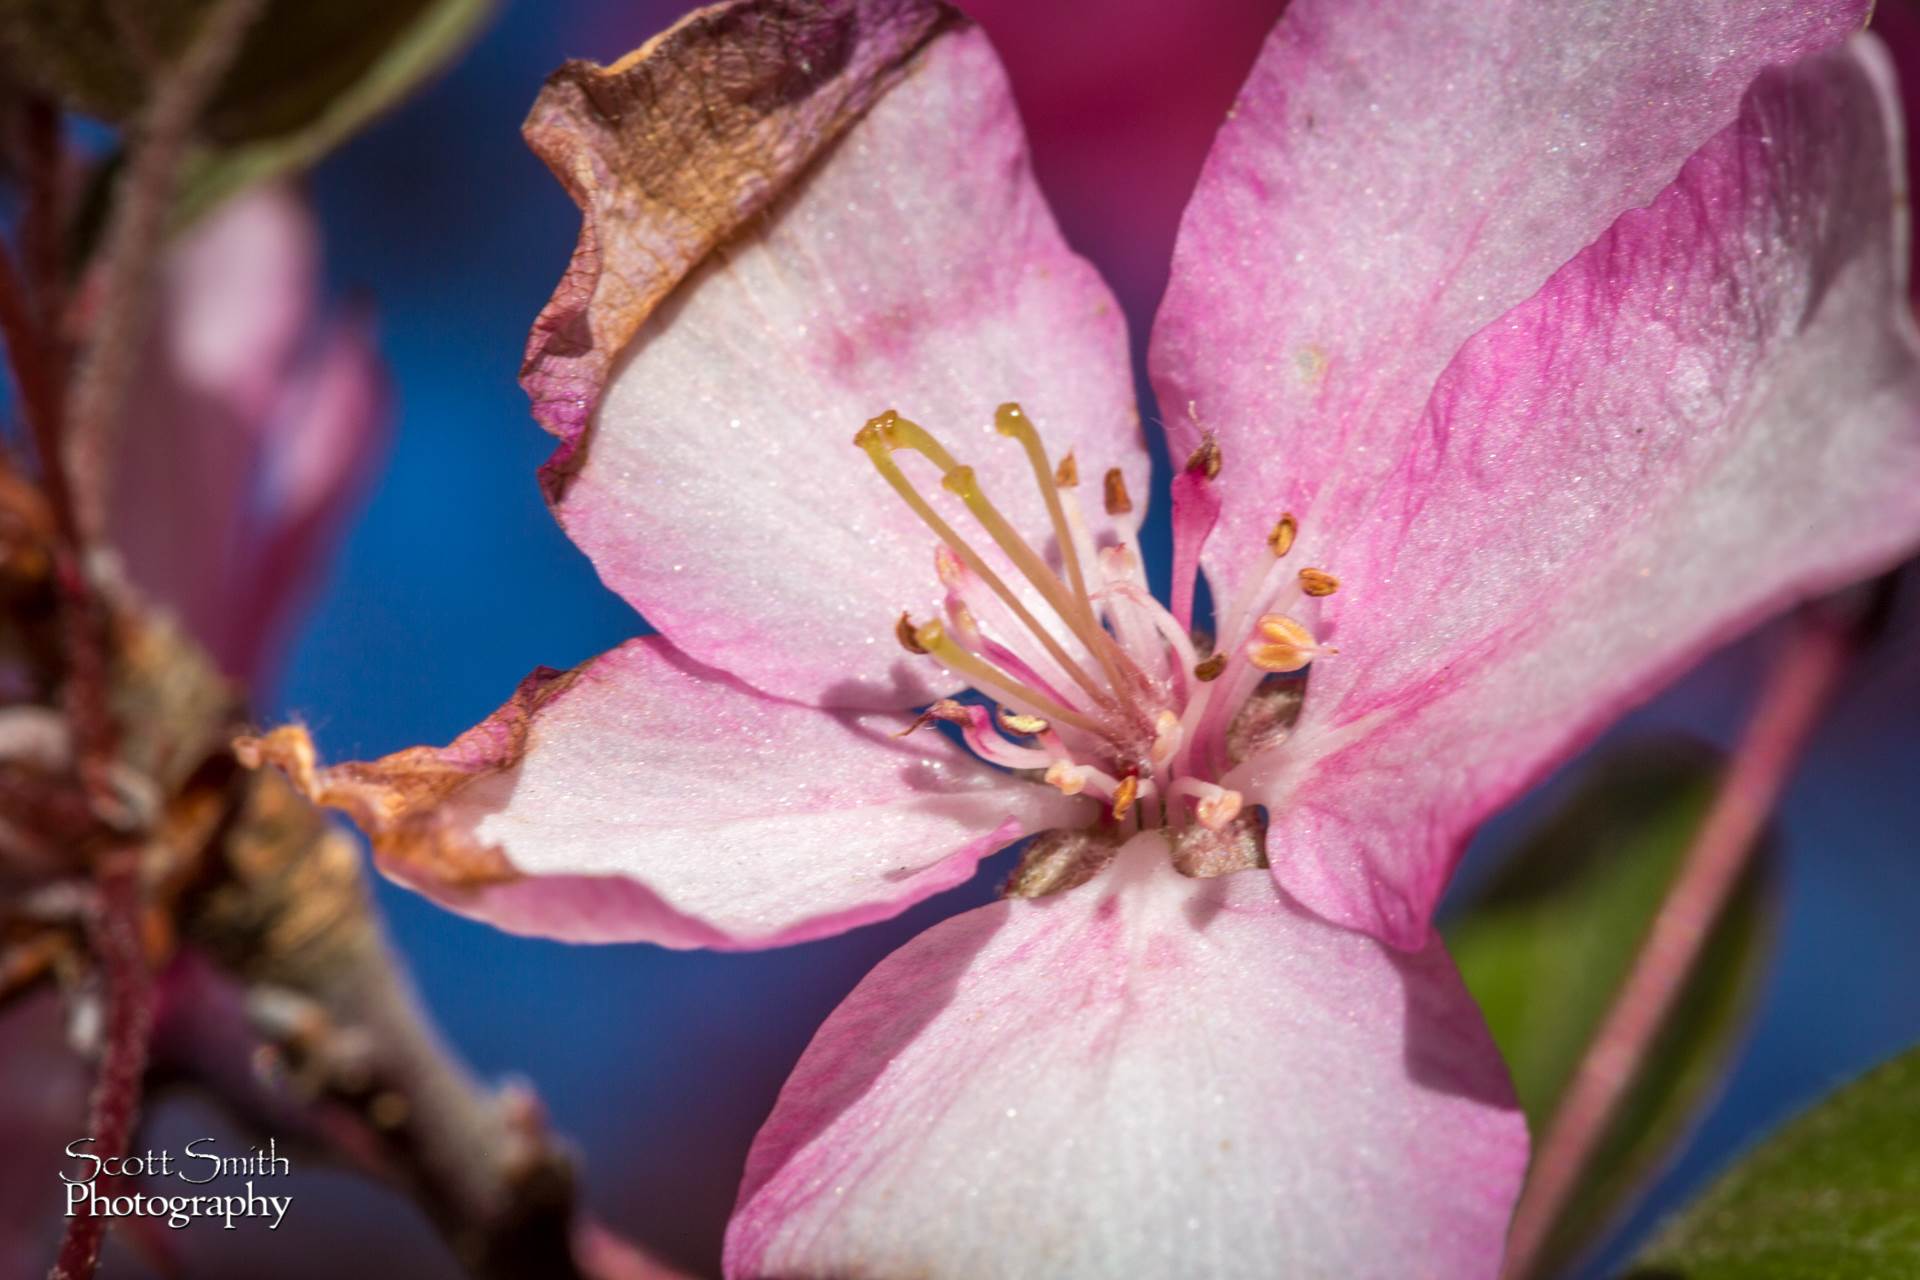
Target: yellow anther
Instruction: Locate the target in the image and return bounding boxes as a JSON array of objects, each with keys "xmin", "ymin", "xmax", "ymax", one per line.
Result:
[
  {"xmin": 997, "ymin": 708, "xmax": 1049, "ymax": 737},
  {"xmin": 1046, "ymin": 760, "xmax": 1090, "ymax": 796},
  {"xmin": 896, "ymin": 612, "xmax": 928, "ymax": 655},
  {"xmin": 1196, "ymin": 787, "xmax": 1243, "ymax": 831},
  {"xmin": 1299, "ymin": 567, "xmax": 1339, "ymax": 597},
  {"xmin": 1150, "ymin": 709, "xmax": 1183, "ymax": 767},
  {"xmin": 1104, "ymin": 468, "xmax": 1133, "ymax": 515},
  {"xmin": 1110, "ymin": 775, "xmax": 1140, "ymax": 821},
  {"xmin": 854, "ymin": 412, "xmax": 1115, "ymax": 713},
  {"xmin": 913, "ymin": 619, "xmax": 948, "ymax": 652},
  {"xmin": 1247, "ymin": 613, "xmax": 1321, "ymax": 673},
  {"xmin": 1268, "ymin": 514, "xmax": 1297, "ymax": 558}
]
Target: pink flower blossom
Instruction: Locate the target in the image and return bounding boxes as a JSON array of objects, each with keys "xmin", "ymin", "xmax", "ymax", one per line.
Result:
[
  {"xmin": 111, "ymin": 183, "xmax": 387, "ymax": 688},
  {"xmin": 261, "ymin": 0, "xmax": 1920, "ymax": 1273}
]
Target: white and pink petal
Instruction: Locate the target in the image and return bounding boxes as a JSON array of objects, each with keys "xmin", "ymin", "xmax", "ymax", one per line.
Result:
[
  {"xmin": 244, "ymin": 636, "xmax": 1080, "ymax": 947},
  {"xmin": 725, "ymin": 835, "xmax": 1527, "ymax": 1279},
  {"xmin": 523, "ymin": 0, "xmax": 1143, "ymax": 710},
  {"xmin": 1242, "ymin": 39, "xmax": 1920, "ymax": 947},
  {"xmin": 1150, "ymin": 0, "xmax": 1873, "ymax": 601}
]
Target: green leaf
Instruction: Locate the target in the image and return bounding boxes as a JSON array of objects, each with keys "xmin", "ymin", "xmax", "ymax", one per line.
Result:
[
  {"xmin": 1624, "ymin": 1047, "xmax": 1920, "ymax": 1278},
  {"xmin": 1445, "ymin": 740, "xmax": 1779, "ymax": 1275},
  {"xmin": 0, "ymin": 0, "xmax": 491, "ymax": 222},
  {"xmin": 170, "ymin": 0, "xmax": 492, "ymax": 226}
]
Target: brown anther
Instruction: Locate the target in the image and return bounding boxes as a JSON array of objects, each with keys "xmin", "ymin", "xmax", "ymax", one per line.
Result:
[
  {"xmin": 1103, "ymin": 468, "xmax": 1133, "ymax": 515},
  {"xmin": 1110, "ymin": 774, "xmax": 1140, "ymax": 821},
  {"xmin": 895, "ymin": 698, "xmax": 971, "ymax": 738},
  {"xmin": 1055, "ymin": 451, "xmax": 1079, "ymax": 488},
  {"xmin": 996, "ymin": 708, "xmax": 1049, "ymax": 737},
  {"xmin": 896, "ymin": 611, "xmax": 929, "ymax": 654},
  {"xmin": 1185, "ymin": 435, "xmax": 1223, "ymax": 480},
  {"xmin": 1193, "ymin": 653, "xmax": 1228, "ymax": 682},
  {"xmin": 1268, "ymin": 513, "xmax": 1297, "ymax": 558},
  {"xmin": 1299, "ymin": 567, "xmax": 1339, "ymax": 597}
]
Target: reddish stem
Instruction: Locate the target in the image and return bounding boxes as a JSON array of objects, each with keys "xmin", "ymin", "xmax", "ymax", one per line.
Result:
[
  {"xmin": 1500, "ymin": 615, "xmax": 1855, "ymax": 1278},
  {"xmin": 49, "ymin": 858, "xmax": 157, "ymax": 1280},
  {"xmin": 18, "ymin": 97, "xmax": 65, "ymax": 334}
]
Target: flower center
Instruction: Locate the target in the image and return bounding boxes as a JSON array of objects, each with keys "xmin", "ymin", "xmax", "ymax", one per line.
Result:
[{"xmin": 856, "ymin": 404, "xmax": 1336, "ymax": 835}]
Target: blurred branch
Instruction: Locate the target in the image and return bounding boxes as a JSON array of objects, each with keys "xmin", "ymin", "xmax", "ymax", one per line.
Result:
[
  {"xmin": 1501, "ymin": 609, "xmax": 1857, "ymax": 1279},
  {"xmin": 172, "ymin": 765, "xmax": 683, "ymax": 1280},
  {"xmin": 50, "ymin": 854, "xmax": 156, "ymax": 1280},
  {"xmin": 63, "ymin": 0, "xmax": 266, "ymax": 543}
]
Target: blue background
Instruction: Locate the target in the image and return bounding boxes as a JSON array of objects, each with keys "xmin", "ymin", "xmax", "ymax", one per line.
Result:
[{"xmin": 160, "ymin": 2, "xmax": 1920, "ymax": 1275}]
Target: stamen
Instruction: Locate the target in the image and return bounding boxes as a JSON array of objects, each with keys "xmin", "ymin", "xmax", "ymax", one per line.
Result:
[
  {"xmin": 924, "ymin": 701, "xmax": 1056, "ymax": 769},
  {"xmin": 1103, "ymin": 579, "xmax": 1199, "ymax": 687},
  {"xmin": 1170, "ymin": 778, "xmax": 1243, "ymax": 830},
  {"xmin": 1150, "ymin": 709, "xmax": 1183, "ymax": 769},
  {"xmin": 940, "ymin": 461, "xmax": 1145, "ymax": 716},
  {"xmin": 1268, "ymin": 514, "xmax": 1297, "ymax": 558},
  {"xmin": 1110, "ymin": 774, "xmax": 1140, "ymax": 821},
  {"xmin": 1246, "ymin": 613, "xmax": 1329, "ymax": 673},
  {"xmin": 1055, "ymin": 452, "xmax": 1079, "ymax": 488},
  {"xmin": 1194, "ymin": 653, "xmax": 1227, "ymax": 682},
  {"xmin": 997, "ymin": 708, "xmax": 1049, "ymax": 737},
  {"xmin": 894, "ymin": 699, "xmax": 970, "ymax": 738},
  {"xmin": 1103, "ymin": 468, "xmax": 1133, "ymax": 515},
  {"xmin": 1185, "ymin": 435, "xmax": 1222, "ymax": 480},
  {"xmin": 896, "ymin": 612, "xmax": 929, "ymax": 654},
  {"xmin": 856, "ymin": 415, "xmax": 1116, "ymax": 713},
  {"xmin": 1299, "ymin": 567, "xmax": 1339, "ymax": 597},
  {"xmin": 995, "ymin": 401, "xmax": 1101, "ymax": 647},
  {"xmin": 1046, "ymin": 760, "xmax": 1092, "ymax": 796},
  {"xmin": 934, "ymin": 544, "xmax": 967, "ymax": 588},
  {"xmin": 911, "ymin": 619, "xmax": 1106, "ymax": 735}
]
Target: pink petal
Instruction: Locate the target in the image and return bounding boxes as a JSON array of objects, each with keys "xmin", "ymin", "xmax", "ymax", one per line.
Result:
[
  {"xmin": 111, "ymin": 184, "xmax": 318, "ymax": 668},
  {"xmin": 1241, "ymin": 40, "xmax": 1920, "ymax": 947},
  {"xmin": 1150, "ymin": 0, "xmax": 1870, "ymax": 601},
  {"xmin": 522, "ymin": 2, "xmax": 1142, "ymax": 709},
  {"xmin": 227, "ymin": 311, "xmax": 388, "ymax": 686},
  {"xmin": 244, "ymin": 636, "xmax": 1079, "ymax": 947},
  {"xmin": 110, "ymin": 185, "xmax": 386, "ymax": 684},
  {"xmin": 725, "ymin": 836, "xmax": 1526, "ymax": 1278}
]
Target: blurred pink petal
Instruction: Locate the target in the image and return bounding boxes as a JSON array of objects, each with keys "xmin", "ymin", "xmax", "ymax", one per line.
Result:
[
  {"xmin": 1235, "ymin": 40, "xmax": 1920, "ymax": 945},
  {"xmin": 1150, "ymin": 0, "xmax": 1870, "ymax": 605},
  {"xmin": 111, "ymin": 184, "xmax": 387, "ymax": 687},
  {"xmin": 726, "ymin": 835, "xmax": 1526, "ymax": 1279},
  {"xmin": 244, "ymin": 637, "xmax": 1076, "ymax": 946},
  {"xmin": 524, "ymin": 7, "xmax": 1141, "ymax": 710}
]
